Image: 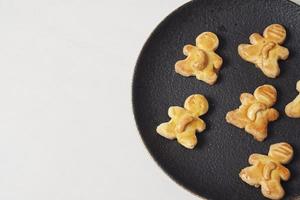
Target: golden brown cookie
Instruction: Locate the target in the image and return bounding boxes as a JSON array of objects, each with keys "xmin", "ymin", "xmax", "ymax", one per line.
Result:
[
  {"xmin": 226, "ymin": 85, "xmax": 279, "ymax": 141},
  {"xmin": 175, "ymin": 32, "xmax": 223, "ymax": 85},
  {"xmin": 238, "ymin": 24, "xmax": 289, "ymax": 78},
  {"xmin": 285, "ymin": 80, "xmax": 300, "ymax": 118},
  {"xmin": 240, "ymin": 142, "xmax": 293, "ymax": 200},
  {"xmin": 156, "ymin": 94, "xmax": 208, "ymax": 149}
]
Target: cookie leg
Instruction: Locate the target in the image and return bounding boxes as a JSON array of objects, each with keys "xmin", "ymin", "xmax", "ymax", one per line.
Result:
[
  {"xmin": 260, "ymin": 58, "xmax": 280, "ymax": 78},
  {"xmin": 196, "ymin": 70, "xmax": 217, "ymax": 85},
  {"xmin": 261, "ymin": 180, "xmax": 284, "ymax": 200},
  {"xmin": 245, "ymin": 120, "xmax": 267, "ymax": 142},
  {"xmin": 156, "ymin": 122, "xmax": 177, "ymax": 140},
  {"xmin": 238, "ymin": 44, "xmax": 260, "ymax": 63},
  {"xmin": 239, "ymin": 166, "xmax": 262, "ymax": 187},
  {"xmin": 176, "ymin": 130, "xmax": 197, "ymax": 149},
  {"xmin": 226, "ymin": 110, "xmax": 249, "ymax": 129},
  {"xmin": 175, "ymin": 60, "xmax": 194, "ymax": 77}
]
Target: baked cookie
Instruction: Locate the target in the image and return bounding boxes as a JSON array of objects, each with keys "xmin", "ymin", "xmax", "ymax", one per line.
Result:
[
  {"xmin": 238, "ymin": 24, "xmax": 289, "ymax": 78},
  {"xmin": 156, "ymin": 94, "xmax": 208, "ymax": 149},
  {"xmin": 285, "ymin": 80, "xmax": 300, "ymax": 118},
  {"xmin": 175, "ymin": 32, "xmax": 223, "ymax": 85},
  {"xmin": 226, "ymin": 85, "xmax": 279, "ymax": 141},
  {"xmin": 240, "ymin": 142, "xmax": 293, "ymax": 200}
]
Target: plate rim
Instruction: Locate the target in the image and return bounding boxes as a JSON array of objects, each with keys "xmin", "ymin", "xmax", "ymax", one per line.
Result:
[{"xmin": 131, "ymin": 0, "xmax": 300, "ymax": 199}]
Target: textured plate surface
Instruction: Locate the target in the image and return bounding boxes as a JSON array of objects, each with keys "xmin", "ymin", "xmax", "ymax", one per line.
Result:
[{"xmin": 132, "ymin": 0, "xmax": 300, "ymax": 199}]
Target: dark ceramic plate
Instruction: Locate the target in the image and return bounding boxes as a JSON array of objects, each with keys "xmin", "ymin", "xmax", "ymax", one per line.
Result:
[{"xmin": 132, "ymin": 0, "xmax": 300, "ymax": 199}]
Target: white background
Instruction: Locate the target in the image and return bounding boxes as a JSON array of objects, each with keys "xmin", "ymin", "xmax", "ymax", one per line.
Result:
[{"xmin": 0, "ymin": 0, "xmax": 299, "ymax": 200}]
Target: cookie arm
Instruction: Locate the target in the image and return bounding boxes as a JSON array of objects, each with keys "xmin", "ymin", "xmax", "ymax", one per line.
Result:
[
  {"xmin": 168, "ymin": 106, "xmax": 185, "ymax": 118},
  {"xmin": 212, "ymin": 53, "xmax": 223, "ymax": 71},
  {"xmin": 277, "ymin": 165, "xmax": 291, "ymax": 181},
  {"xmin": 247, "ymin": 102, "xmax": 267, "ymax": 121},
  {"xmin": 263, "ymin": 161, "xmax": 276, "ymax": 180},
  {"xmin": 249, "ymin": 33, "xmax": 264, "ymax": 44},
  {"xmin": 277, "ymin": 46, "xmax": 289, "ymax": 60},
  {"xmin": 194, "ymin": 118, "xmax": 206, "ymax": 132},
  {"xmin": 183, "ymin": 45, "xmax": 197, "ymax": 56},
  {"xmin": 176, "ymin": 114, "xmax": 194, "ymax": 133},
  {"xmin": 175, "ymin": 45, "xmax": 197, "ymax": 77},
  {"xmin": 240, "ymin": 93, "xmax": 256, "ymax": 105},
  {"xmin": 267, "ymin": 108, "xmax": 279, "ymax": 122},
  {"xmin": 248, "ymin": 153, "xmax": 264, "ymax": 165}
]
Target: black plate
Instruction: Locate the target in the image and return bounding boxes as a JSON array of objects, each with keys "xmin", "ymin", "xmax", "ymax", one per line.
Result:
[{"xmin": 132, "ymin": 0, "xmax": 300, "ymax": 199}]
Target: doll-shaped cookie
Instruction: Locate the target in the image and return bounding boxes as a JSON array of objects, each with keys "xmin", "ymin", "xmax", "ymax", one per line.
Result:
[
  {"xmin": 156, "ymin": 94, "xmax": 208, "ymax": 149},
  {"xmin": 238, "ymin": 24, "xmax": 289, "ymax": 78},
  {"xmin": 175, "ymin": 32, "xmax": 223, "ymax": 85},
  {"xmin": 226, "ymin": 85, "xmax": 279, "ymax": 141},
  {"xmin": 240, "ymin": 142, "xmax": 294, "ymax": 200},
  {"xmin": 285, "ymin": 80, "xmax": 300, "ymax": 118}
]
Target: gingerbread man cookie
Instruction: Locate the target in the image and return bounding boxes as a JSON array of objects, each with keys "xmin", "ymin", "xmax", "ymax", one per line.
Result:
[
  {"xmin": 226, "ymin": 85, "xmax": 279, "ymax": 141},
  {"xmin": 285, "ymin": 80, "xmax": 300, "ymax": 118},
  {"xmin": 240, "ymin": 142, "xmax": 293, "ymax": 200},
  {"xmin": 156, "ymin": 94, "xmax": 208, "ymax": 149},
  {"xmin": 175, "ymin": 32, "xmax": 223, "ymax": 85},
  {"xmin": 238, "ymin": 24, "xmax": 289, "ymax": 78}
]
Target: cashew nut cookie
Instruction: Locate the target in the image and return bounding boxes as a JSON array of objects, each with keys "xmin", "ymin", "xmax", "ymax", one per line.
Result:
[
  {"xmin": 285, "ymin": 80, "xmax": 300, "ymax": 118},
  {"xmin": 240, "ymin": 142, "xmax": 294, "ymax": 200},
  {"xmin": 238, "ymin": 24, "xmax": 289, "ymax": 78},
  {"xmin": 156, "ymin": 94, "xmax": 208, "ymax": 149},
  {"xmin": 175, "ymin": 32, "xmax": 223, "ymax": 85},
  {"xmin": 226, "ymin": 85, "xmax": 279, "ymax": 142}
]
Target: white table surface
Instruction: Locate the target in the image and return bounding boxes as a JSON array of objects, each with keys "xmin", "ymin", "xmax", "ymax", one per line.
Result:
[{"xmin": 0, "ymin": 0, "xmax": 299, "ymax": 200}]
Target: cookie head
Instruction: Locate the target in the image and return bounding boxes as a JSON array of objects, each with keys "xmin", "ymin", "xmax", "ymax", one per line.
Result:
[
  {"xmin": 263, "ymin": 24, "xmax": 286, "ymax": 44},
  {"xmin": 196, "ymin": 32, "xmax": 219, "ymax": 51},
  {"xmin": 268, "ymin": 142, "xmax": 294, "ymax": 164},
  {"xmin": 254, "ymin": 85, "xmax": 277, "ymax": 107},
  {"xmin": 184, "ymin": 94, "xmax": 209, "ymax": 116}
]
